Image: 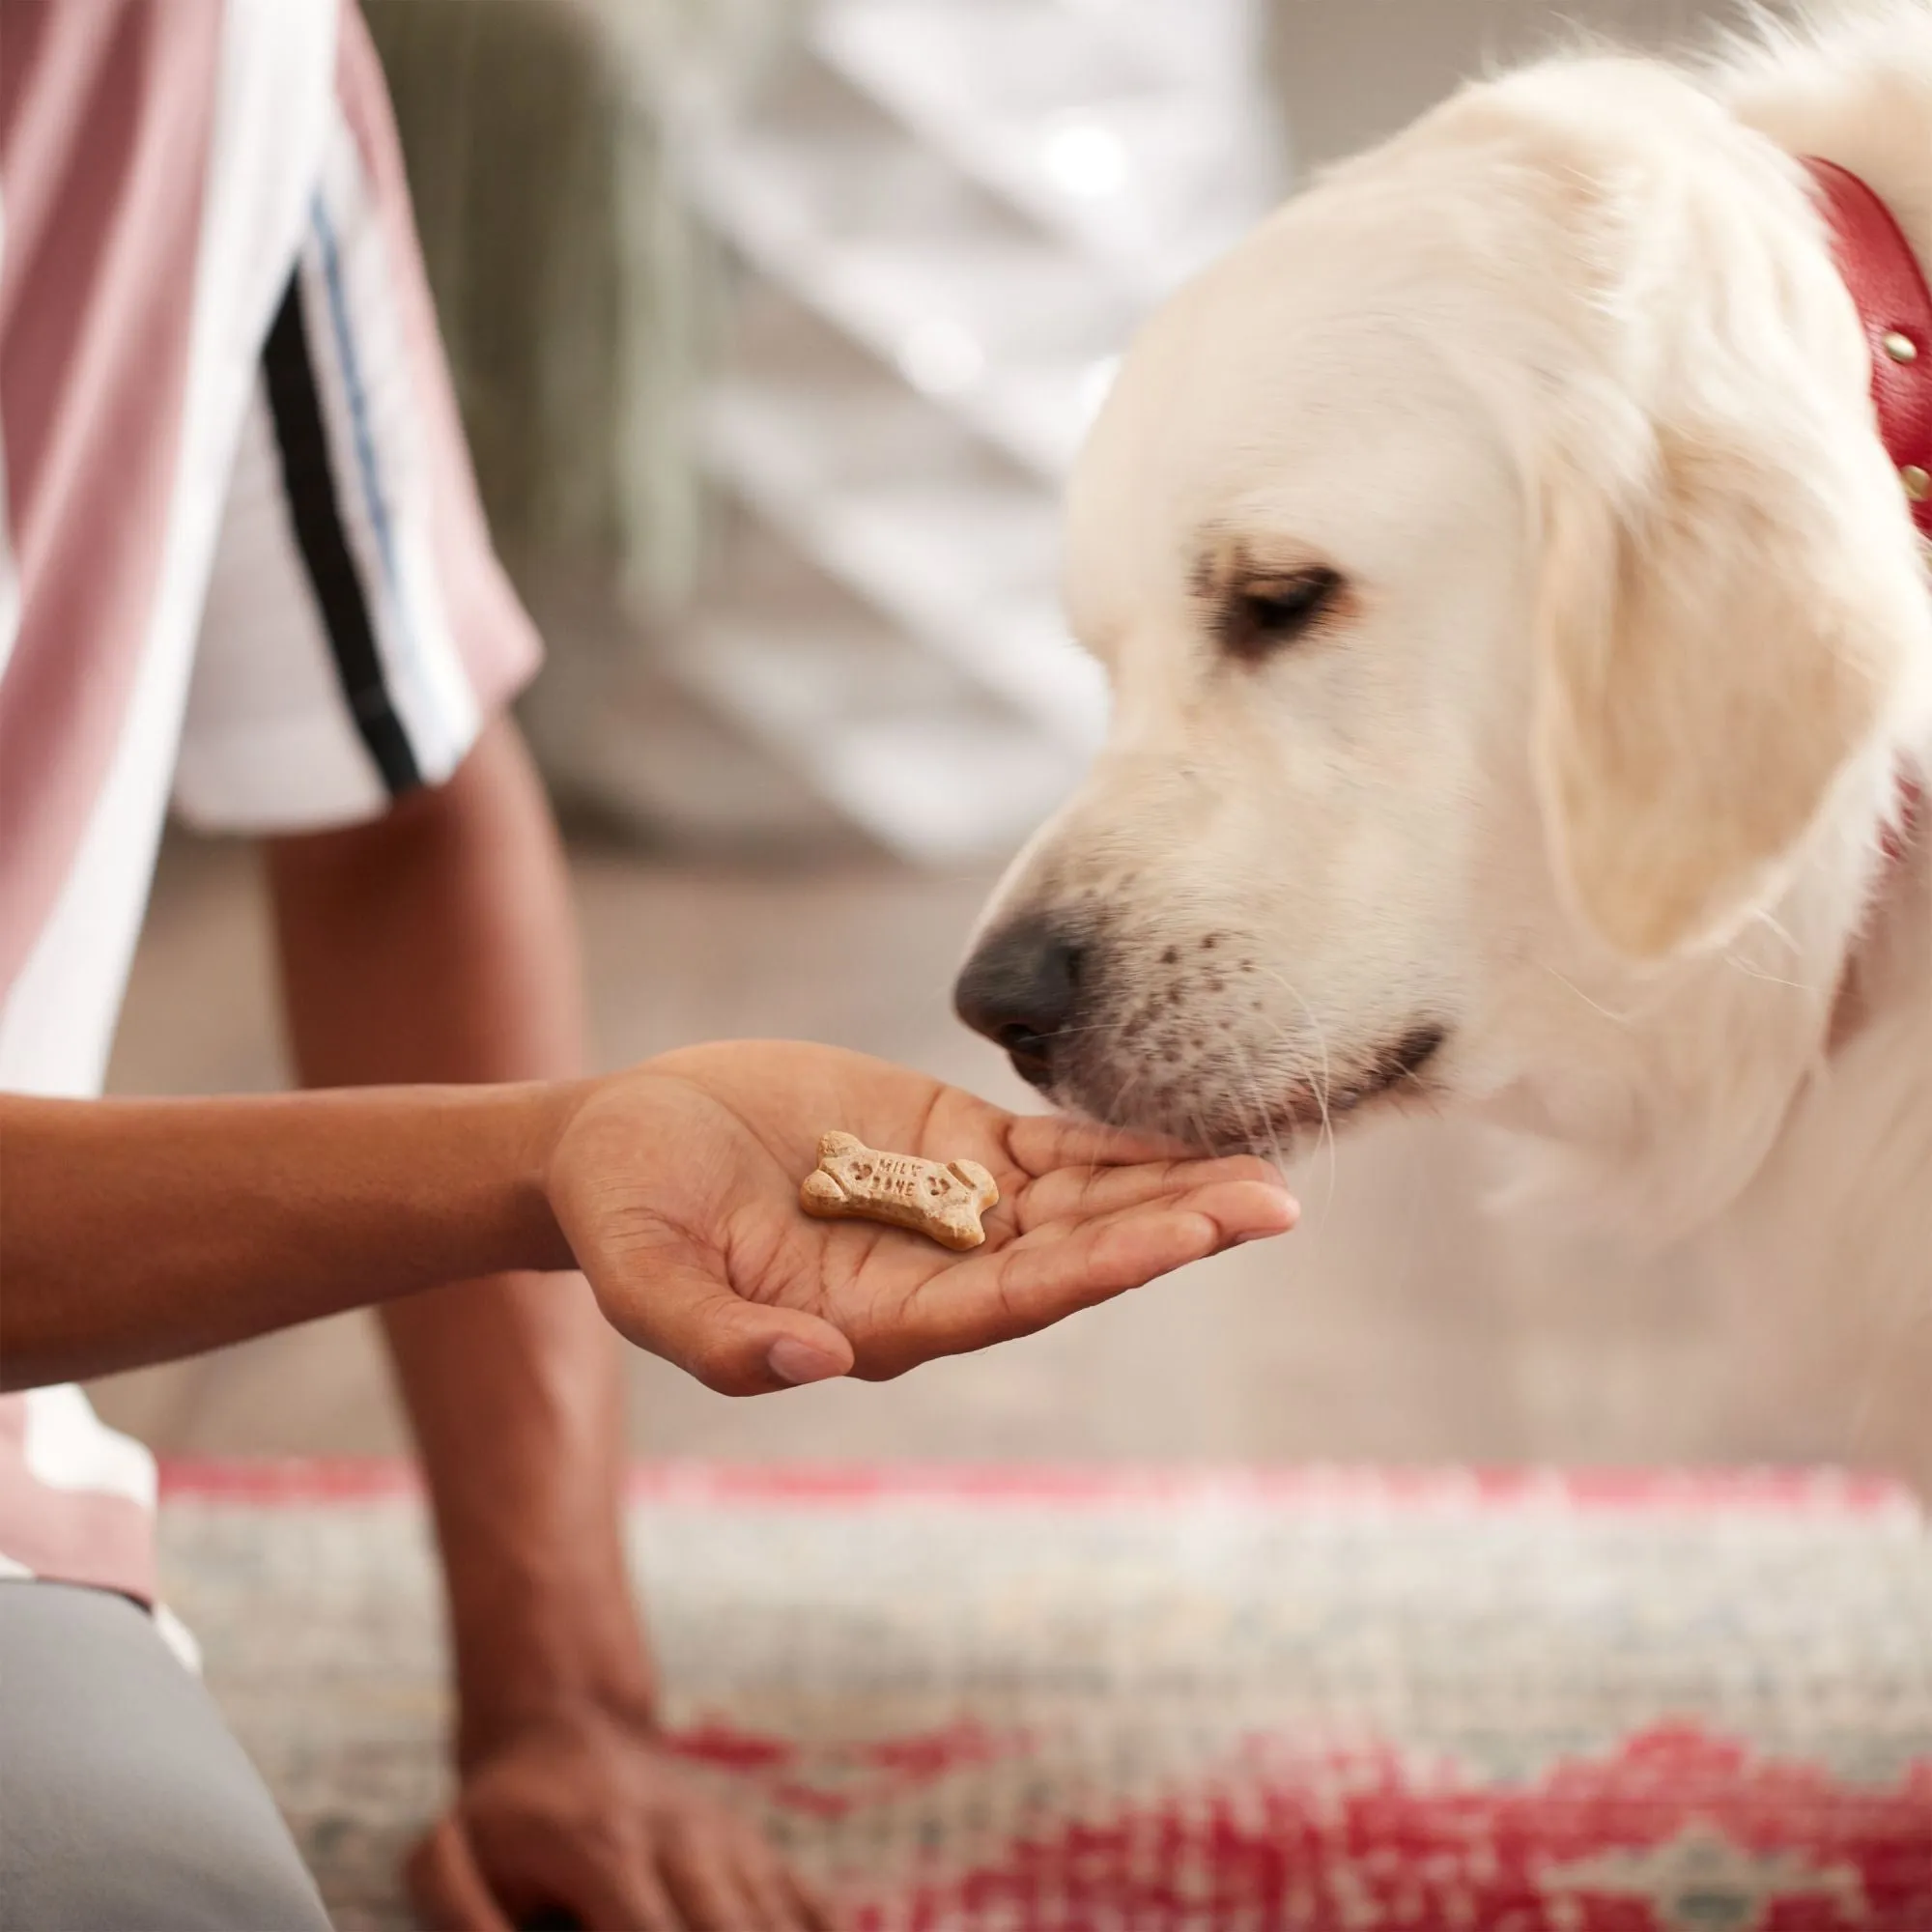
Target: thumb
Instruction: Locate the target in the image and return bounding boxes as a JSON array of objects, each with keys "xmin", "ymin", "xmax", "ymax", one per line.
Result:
[
  {"xmin": 406, "ymin": 1816, "xmax": 515, "ymax": 1932},
  {"xmin": 598, "ymin": 1247, "xmax": 855, "ymax": 1396}
]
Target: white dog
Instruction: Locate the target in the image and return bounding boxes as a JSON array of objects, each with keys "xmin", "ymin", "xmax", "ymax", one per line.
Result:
[{"xmin": 956, "ymin": 5, "xmax": 1932, "ymax": 1470}]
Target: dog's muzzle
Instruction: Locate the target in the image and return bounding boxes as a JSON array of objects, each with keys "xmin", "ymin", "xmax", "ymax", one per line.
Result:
[{"xmin": 953, "ymin": 918, "xmax": 1086, "ymax": 1092}]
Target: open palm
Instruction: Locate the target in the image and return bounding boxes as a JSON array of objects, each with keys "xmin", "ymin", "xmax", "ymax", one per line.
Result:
[{"xmin": 548, "ymin": 1041, "xmax": 1297, "ymax": 1394}]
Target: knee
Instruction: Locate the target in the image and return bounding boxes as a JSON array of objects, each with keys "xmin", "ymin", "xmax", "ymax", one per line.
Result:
[
  {"xmin": 0, "ymin": 1753, "xmax": 333, "ymax": 1932},
  {"xmin": 0, "ymin": 1586, "xmax": 331, "ymax": 1932}
]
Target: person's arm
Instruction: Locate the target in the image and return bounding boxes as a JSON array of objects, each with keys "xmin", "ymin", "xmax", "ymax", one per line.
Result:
[
  {"xmin": 1, "ymin": 1079, "xmax": 572, "ymax": 1386},
  {"xmin": 1, "ymin": 1040, "xmax": 1294, "ymax": 1397},
  {"xmin": 266, "ymin": 720, "xmax": 780, "ymax": 1931},
  {"xmin": 268, "ymin": 722, "xmax": 768, "ymax": 1932},
  {"xmin": 264, "ymin": 720, "xmax": 652, "ymax": 1776}
]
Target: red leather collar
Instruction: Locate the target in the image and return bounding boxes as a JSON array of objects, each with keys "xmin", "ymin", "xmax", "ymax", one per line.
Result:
[
  {"xmin": 1803, "ymin": 156, "xmax": 1932, "ymax": 543},
  {"xmin": 1802, "ymin": 162, "xmax": 1925, "ymax": 1040}
]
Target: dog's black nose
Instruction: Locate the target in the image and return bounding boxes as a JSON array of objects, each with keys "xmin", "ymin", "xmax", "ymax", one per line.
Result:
[{"xmin": 953, "ymin": 919, "xmax": 1085, "ymax": 1091}]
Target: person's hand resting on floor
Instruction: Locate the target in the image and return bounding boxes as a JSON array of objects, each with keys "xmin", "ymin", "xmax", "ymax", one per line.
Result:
[
  {"xmin": 408, "ymin": 1702, "xmax": 838, "ymax": 1932},
  {"xmin": 549, "ymin": 1040, "xmax": 1298, "ymax": 1395}
]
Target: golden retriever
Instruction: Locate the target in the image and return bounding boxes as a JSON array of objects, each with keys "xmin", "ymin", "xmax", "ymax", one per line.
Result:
[{"xmin": 956, "ymin": 4, "xmax": 1932, "ymax": 1473}]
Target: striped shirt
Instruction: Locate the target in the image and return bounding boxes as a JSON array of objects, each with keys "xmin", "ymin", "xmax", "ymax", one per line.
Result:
[{"xmin": 0, "ymin": 0, "xmax": 542, "ymax": 1604}]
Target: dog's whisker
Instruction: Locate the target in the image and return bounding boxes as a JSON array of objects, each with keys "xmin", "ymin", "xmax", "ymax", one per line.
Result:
[
  {"xmin": 1251, "ymin": 965, "xmax": 1344, "ymax": 1215},
  {"xmin": 1537, "ymin": 961, "xmax": 1640, "ymax": 1028},
  {"xmin": 1233, "ymin": 1046, "xmax": 1318, "ymax": 1236},
  {"xmin": 1230, "ymin": 1052, "xmax": 1278, "ymax": 1163},
  {"xmin": 1740, "ymin": 904, "xmax": 1804, "ymax": 962},
  {"xmin": 1719, "ymin": 955, "xmax": 1823, "ymax": 996},
  {"xmin": 1243, "ymin": 1057, "xmax": 1293, "ymax": 1178}
]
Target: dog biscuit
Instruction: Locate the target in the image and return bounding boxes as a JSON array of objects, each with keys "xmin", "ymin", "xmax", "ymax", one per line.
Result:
[{"xmin": 799, "ymin": 1131, "xmax": 999, "ymax": 1251}]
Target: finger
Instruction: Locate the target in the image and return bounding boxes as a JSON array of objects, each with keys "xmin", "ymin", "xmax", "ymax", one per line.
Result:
[
  {"xmin": 662, "ymin": 1830, "xmax": 765, "ymax": 1931},
  {"xmin": 784, "ymin": 1863, "xmax": 846, "ymax": 1932},
  {"xmin": 1011, "ymin": 1153, "xmax": 1289, "ymax": 1234},
  {"xmin": 1003, "ymin": 1113, "xmax": 1200, "ymax": 1176},
  {"xmin": 739, "ymin": 1865, "xmax": 801, "ymax": 1932},
  {"xmin": 736, "ymin": 1833, "xmax": 823, "ymax": 1932},
  {"xmin": 553, "ymin": 1846, "xmax": 681, "ymax": 1932},
  {"xmin": 1009, "ymin": 1179, "xmax": 1298, "ymax": 1313},
  {"xmin": 604, "ymin": 1246, "xmax": 855, "ymax": 1397},
  {"xmin": 861, "ymin": 1177, "xmax": 1296, "ymax": 1373},
  {"xmin": 405, "ymin": 1817, "xmax": 517, "ymax": 1932}
]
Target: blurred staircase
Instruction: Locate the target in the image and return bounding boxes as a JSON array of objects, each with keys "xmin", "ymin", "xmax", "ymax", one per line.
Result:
[{"xmin": 651, "ymin": 0, "xmax": 1286, "ymax": 862}]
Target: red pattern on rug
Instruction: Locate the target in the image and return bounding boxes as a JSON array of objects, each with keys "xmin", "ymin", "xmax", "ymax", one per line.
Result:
[{"xmin": 663, "ymin": 1716, "xmax": 1932, "ymax": 1929}]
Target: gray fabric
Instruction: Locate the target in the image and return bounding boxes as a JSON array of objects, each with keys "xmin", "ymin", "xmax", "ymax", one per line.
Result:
[{"xmin": 0, "ymin": 1581, "xmax": 331, "ymax": 1932}]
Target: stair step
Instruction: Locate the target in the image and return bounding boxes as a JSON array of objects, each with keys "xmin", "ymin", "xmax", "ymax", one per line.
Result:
[
  {"xmin": 700, "ymin": 384, "xmax": 1107, "ymax": 738},
  {"xmin": 668, "ymin": 619, "xmax": 1089, "ymax": 862}
]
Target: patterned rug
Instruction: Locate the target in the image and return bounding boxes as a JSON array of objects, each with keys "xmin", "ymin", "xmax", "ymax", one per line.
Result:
[{"xmin": 156, "ymin": 1463, "xmax": 1932, "ymax": 1932}]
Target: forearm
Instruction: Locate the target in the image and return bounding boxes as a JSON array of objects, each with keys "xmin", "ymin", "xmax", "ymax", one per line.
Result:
[
  {"xmin": 381, "ymin": 1274, "xmax": 648, "ymax": 1752},
  {"xmin": 0, "ymin": 1083, "xmax": 574, "ymax": 1388},
  {"xmin": 269, "ymin": 719, "xmax": 651, "ymax": 1751}
]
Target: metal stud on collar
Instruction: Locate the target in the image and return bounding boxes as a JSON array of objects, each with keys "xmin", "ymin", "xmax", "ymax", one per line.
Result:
[
  {"xmin": 1884, "ymin": 329, "xmax": 1919, "ymax": 363},
  {"xmin": 1905, "ymin": 464, "xmax": 1931, "ymax": 501}
]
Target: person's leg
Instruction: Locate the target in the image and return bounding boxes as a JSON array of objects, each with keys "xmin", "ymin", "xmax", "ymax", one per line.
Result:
[{"xmin": 0, "ymin": 1579, "xmax": 332, "ymax": 1932}]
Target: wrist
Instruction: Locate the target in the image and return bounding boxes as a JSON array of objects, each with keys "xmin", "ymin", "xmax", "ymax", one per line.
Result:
[
  {"xmin": 453, "ymin": 1601, "xmax": 658, "ymax": 1764},
  {"xmin": 499, "ymin": 1077, "xmax": 595, "ymax": 1274}
]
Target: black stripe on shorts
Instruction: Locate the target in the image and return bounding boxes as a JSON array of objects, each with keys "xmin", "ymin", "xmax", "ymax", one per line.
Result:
[{"xmin": 261, "ymin": 270, "xmax": 422, "ymax": 796}]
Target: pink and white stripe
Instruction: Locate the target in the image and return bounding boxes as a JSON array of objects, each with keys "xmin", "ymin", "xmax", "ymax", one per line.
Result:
[{"xmin": 0, "ymin": 0, "xmax": 540, "ymax": 1605}]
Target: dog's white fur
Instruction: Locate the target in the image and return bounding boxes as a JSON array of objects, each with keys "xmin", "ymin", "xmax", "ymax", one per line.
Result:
[{"xmin": 976, "ymin": 8, "xmax": 1932, "ymax": 1342}]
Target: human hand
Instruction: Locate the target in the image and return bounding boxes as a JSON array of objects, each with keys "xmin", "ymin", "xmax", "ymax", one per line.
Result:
[
  {"xmin": 408, "ymin": 1701, "xmax": 834, "ymax": 1931},
  {"xmin": 547, "ymin": 1041, "xmax": 1296, "ymax": 1395}
]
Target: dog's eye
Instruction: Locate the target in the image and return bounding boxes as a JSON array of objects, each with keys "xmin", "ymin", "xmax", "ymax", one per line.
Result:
[{"xmin": 1225, "ymin": 568, "xmax": 1344, "ymax": 658}]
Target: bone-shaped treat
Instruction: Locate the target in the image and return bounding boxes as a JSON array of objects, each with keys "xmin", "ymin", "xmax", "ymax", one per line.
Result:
[{"xmin": 798, "ymin": 1131, "xmax": 999, "ymax": 1251}]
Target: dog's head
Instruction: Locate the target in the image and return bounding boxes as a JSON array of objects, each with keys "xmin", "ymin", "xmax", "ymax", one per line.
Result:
[{"xmin": 956, "ymin": 60, "xmax": 1932, "ymax": 1229}]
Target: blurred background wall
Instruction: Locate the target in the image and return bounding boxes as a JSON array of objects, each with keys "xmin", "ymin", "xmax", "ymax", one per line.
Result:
[
  {"xmin": 87, "ymin": 0, "xmax": 1928, "ymax": 1486},
  {"xmin": 1269, "ymin": 0, "xmax": 1730, "ymax": 168}
]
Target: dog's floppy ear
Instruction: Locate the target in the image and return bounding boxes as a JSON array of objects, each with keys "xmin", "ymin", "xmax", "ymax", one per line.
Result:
[{"xmin": 1532, "ymin": 360, "xmax": 1926, "ymax": 964}]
